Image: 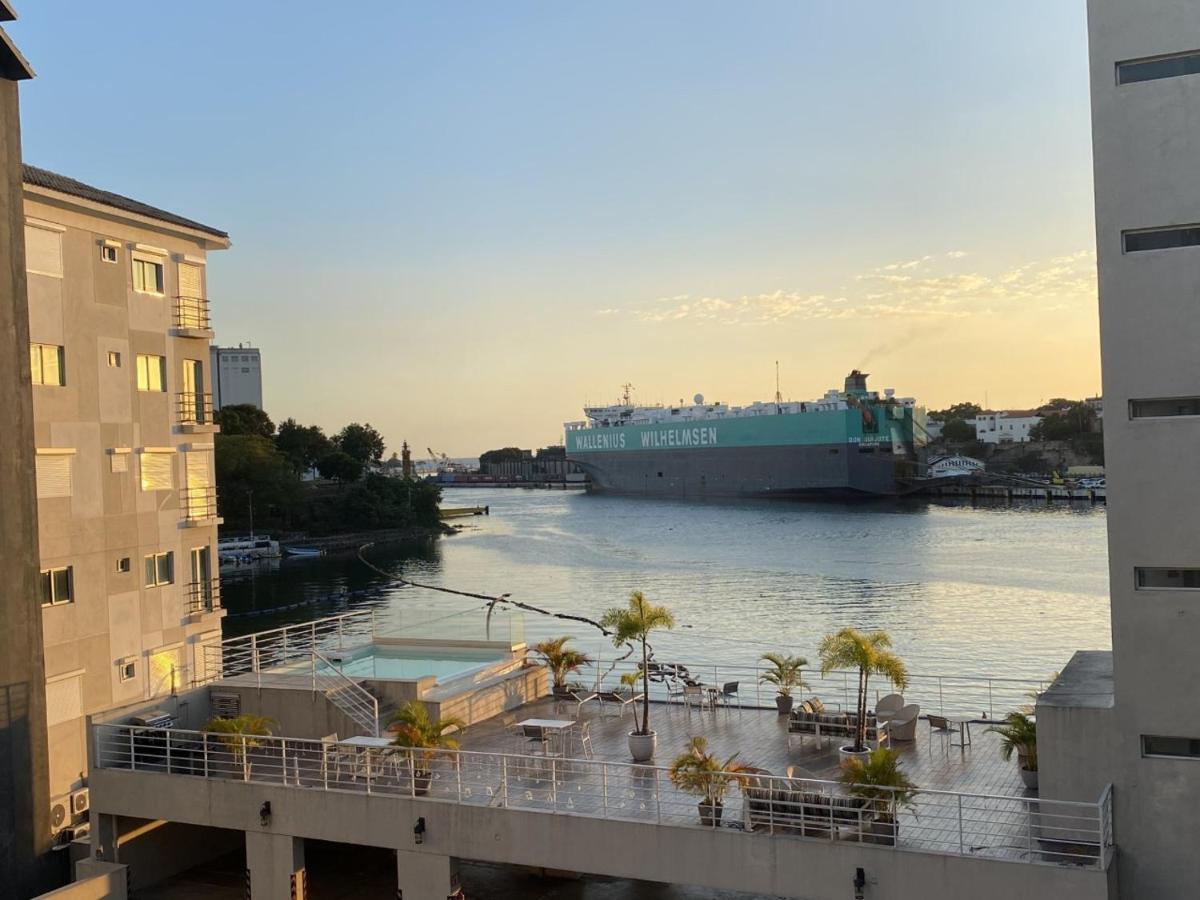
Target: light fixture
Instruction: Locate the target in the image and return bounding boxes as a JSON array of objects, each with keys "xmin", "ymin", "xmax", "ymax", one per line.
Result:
[
  {"xmin": 853, "ymin": 867, "xmax": 866, "ymax": 899},
  {"xmin": 259, "ymin": 801, "xmax": 272, "ymax": 826},
  {"xmin": 413, "ymin": 817, "xmax": 426, "ymax": 845}
]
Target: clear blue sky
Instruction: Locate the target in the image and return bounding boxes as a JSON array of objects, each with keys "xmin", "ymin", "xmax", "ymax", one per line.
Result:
[{"xmin": 12, "ymin": 1, "xmax": 1097, "ymax": 454}]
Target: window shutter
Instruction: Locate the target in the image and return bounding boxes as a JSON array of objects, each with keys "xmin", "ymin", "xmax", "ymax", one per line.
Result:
[
  {"xmin": 36, "ymin": 454, "xmax": 73, "ymax": 499},
  {"xmin": 186, "ymin": 451, "xmax": 211, "ymax": 488},
  {"xmin": 25, "ymin": 226, "xmax": 63, "ymax": 277},
  {"xmin": 140, "ymin": 452, "xmax": 175, "ymax": 491},
  {"xmin": 178, "ymin": 263, "xmax": 203, "ymax": 298},
  {"xmin": 110, "ymin": 453, "xmax": 129, "ymax": 473}
]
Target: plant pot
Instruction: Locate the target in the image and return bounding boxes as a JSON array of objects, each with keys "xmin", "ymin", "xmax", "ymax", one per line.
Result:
[
  {"xmin": 1019, "ymin": 766, "xmax": 1038, "ymax": 790},
  {"xmin": 628, "ymin": 730, "xmax": 657, "ymax": 762},
  {"xmin": 774, "ymin": 694, "xmax": 794, "ymax": 715},
  {"xmin": 838, "ymin": 745, "xmax": 871, "ymax": 766},
  {"xmin": 414, "ymin": 770, "xmax": 432, "ymax": 795},
  {"xmin": 698, "ymin": 799, "xmax": 724, "ymax": 827},
  {"xmin": 861, "ymin": 816, "xmax": 898, "ymax": 846}
]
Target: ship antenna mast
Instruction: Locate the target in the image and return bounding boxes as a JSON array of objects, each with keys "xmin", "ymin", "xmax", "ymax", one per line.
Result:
[
  {"xmin": 621, "ymin": 382, "xmax": 634, "ymax": 406},
  {"xmin": 774, "ymin": 361, "xmax": 783, "ymax": 410}
]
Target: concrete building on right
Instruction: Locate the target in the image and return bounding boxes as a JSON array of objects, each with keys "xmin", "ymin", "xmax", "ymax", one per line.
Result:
[
  {"xmin": 211, "ymin": 342, "xmax": 262, "ymax": 410},
  {"xmin": 1038, "ymin": 4, "xmax": 1200, "ymax": 897}
]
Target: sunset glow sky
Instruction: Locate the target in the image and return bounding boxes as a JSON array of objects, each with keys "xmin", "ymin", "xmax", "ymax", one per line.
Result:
[{"xmin": 15, "ymin": 2, "xmax": 1099, "ymax": 455}]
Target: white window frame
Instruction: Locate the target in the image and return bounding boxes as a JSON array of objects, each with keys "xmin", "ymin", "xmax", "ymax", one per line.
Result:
[
  {"xmin": 116, "ymin": 556, "xmax": 131, "ymax": 574},
  {"xmin": 101, "ymin": 243, "xmax": 119, "ymax": 264},
  {"xmin": 136, "ymin": 353, "xmax": 167, "ymax": 392},
  {"xmin": 107, "ymin": 350, "xmax": 122, "ymax": 368},
  {"xmin": 30, "ymin": 342, "xmax": 65, "ymax": 386},
  {"xmin": 25, "ymin": 219, "xmax": 65, "ymax": 278},
  {"xmin": 40, "ymin": 565, "xmax": 73, "ymax": 607},
  {"xmin": 132, "ymin": 251, "xmax": 166, "ymax": 296},
  {"xmin": 144, "ymin": 551, "xmax": 174, "ymax": 588},
  {"xmin": 118, "ymin": 658, "xmax": 137, "ymax": 682}
]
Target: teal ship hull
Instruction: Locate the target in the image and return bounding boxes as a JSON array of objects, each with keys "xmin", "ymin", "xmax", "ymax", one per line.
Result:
[{"xmin": 566, "ymin": 406, "xmax": 925, "ymax": 498}]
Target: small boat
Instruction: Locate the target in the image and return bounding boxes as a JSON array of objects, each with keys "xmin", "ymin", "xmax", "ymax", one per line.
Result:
[{"xmin": 283, "ymin": 545, "xmax": 324, "ymax": 557}]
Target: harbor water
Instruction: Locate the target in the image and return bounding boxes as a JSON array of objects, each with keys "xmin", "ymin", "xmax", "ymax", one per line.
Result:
[{"xmin": 221, "ymin": 489, "xmax": 1111, "ymax": 685}]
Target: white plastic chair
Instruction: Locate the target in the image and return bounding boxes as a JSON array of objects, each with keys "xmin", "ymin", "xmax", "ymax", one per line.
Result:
[
  {"xmin": 876, "ymin": 693, "xmax": 905, "ymax": 723},
  {"xmin": 888, "ymin": 704, "xmax": 921, "ymax": 742}
]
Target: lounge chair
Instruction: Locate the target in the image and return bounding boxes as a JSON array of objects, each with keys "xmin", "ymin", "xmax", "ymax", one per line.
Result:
[
  {"xmin": 552, "ymin": 687, "xmax": 598, "ymax": 719},
  {"xmin": 888, "ymin": 704, "xmax": 921, "ymax": 742},
  {"xmin": 875, "ymin": 693, "xmax": 905, "ymax": 724},
  {"xmin": 596, "ymin": 687, "xmax": 637, "ymax": 718},
  {"xmin": 787, "ymin": 700, "xmax": 887, "ymax": 750}
]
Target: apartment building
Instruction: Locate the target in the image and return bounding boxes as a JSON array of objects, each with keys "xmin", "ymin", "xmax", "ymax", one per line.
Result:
[
  {"xmin": 211, "ymin": 342, "xmax": 263, "ymax": 409},
  {"xmin": 23, "ymin": 164, "xmax": 230, "ymax": 832},
  {"xmin": 970, "ymin": 410, "xmax": 1042, "ymax": 444}
]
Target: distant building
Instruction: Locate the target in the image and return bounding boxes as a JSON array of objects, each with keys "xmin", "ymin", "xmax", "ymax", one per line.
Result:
[
  {"xmin": 211, "ymin": 342, "xmax": 262, "ymax": 409},
  {"xmin": 924, "ymin": 419, "xmax": 944, "ymax": 440},
  {"xmin": 480, "ymin": 445, "xmax": 583, "ymax": 482},
  {"xmin": 927, "ymin": 454, "xmax": 985, "ymax": 477},
  {"xmin": 970, "ymin": 410, "xmax": 1042, "ymax": 444}
]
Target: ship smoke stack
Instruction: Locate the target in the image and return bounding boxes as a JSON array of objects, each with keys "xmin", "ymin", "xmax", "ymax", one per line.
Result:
[{"xmin": 844, "ymin": 370, "xmax": 869, "ymax": 395}]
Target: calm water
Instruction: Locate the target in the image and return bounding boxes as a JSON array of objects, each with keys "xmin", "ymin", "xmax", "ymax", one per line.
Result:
[{"xmin": 222, "ymin": 489, "xmax": 1111, "ymax": 682}]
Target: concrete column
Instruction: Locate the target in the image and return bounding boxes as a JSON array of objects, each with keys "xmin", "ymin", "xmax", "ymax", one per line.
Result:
[
  {"xmin": 245, "ymin": 832, "xmax": 306, "ymax": 900},
  {"xmin": 396, "ymin": 849, "xmax": 459, "ymax": 900},
  {"xmin": 94, "ymin": 814, "xmax": 120, "ymax": 863}
]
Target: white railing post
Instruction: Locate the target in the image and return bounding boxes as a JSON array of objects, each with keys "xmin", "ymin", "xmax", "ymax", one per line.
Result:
[
  {"xmin": 203, "ymin": 732, "xmax": 209, "ymax": 777},
  {"xmin": 987, "ymin": 680, "xmax": 994, "ymax": 720},
  {"xmin": 550, "ymin": 758, "xmax": 557, "ymax": 810},
  {"xmin": 241, "ymin": 734, "xmax": 249, "ymax": 782},
  {"xmin": 1027, "ymin": 799, "xmax": 1035, "ymax": 862},
  {"xmin": 938, "ymin": 677, "xmax": 945, "ymax": 715},
  {"xmin": 338, "ymin": 617, "xmax": 345, "ymax": 649},
  {"xmin": 654, "ymin": 767, "xmax": 662, "ymax": 824},
  {"xmin": 366, "ymin": 749, "xmax": 373, "ymax": 795},
  {"xmin": 251, "ymin": 634, "xmax": 260, "ymax": 687},
  {"xmin": 957, "ymin": 794, "xmax": 964, "ymax": 854},
  {"xmin": 408, "ymin": 753, "xmax": 416, "ymax": 799},
  {"xmin": 602, "ymin": 762, "xmax": 609, "ymax": 817},
  {"xmin": 501, "ymin": 757, "xmax": 509, "ymax": 808},
  {"xmin": 129, "ymin": 728, "xmax": 136, "ymax": 771}
]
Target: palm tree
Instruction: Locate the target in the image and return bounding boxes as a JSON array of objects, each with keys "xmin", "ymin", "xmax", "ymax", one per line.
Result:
[
  {"xmin": 600, "ymin": 591, "xmax": 675, "ymax": 737},
  {"xmin": 390, "ymin": 701, "xmax": 466, "ymax": 794},
  {"xmin": 668, "ymin": 736, "xmax": 748, "ymax": 826},
  {"xmin": 818, "ymin": 628, "xmax": 909, "ymax": 753},
  {"xmin": 532, "ymin": 636, "xmax": 592, "ymax": 692},
  {"xmin": 758, "ymin": 652, "xmax": 809, "ymax": 712},
  {"xmin": 986, "ymin": 711, "xmax": 1038, "ymax": 771},
  {"xmin": 839, "ymin": 746, "xmax": 918, "ymax": 829},
  {"xmin": 204, "ymin": 714, "xmax": 276, "ymax": 779}
]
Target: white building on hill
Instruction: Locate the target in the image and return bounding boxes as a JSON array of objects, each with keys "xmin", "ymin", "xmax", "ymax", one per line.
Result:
[{"xmin": 971, "ymin": 410, "xmax": 1042, "ymax": 444}]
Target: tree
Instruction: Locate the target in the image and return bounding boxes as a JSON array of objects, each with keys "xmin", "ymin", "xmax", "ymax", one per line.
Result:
[
  {"xmin": 818, "ymin": 628, "xmax": 909, "ymax": 754},
  {"xmin": 839, "ymin": 747, "xmax": 918, "ymax": 828},
  {"xmin": 758, "ymin": 652, "xmax": 808, "ymax": 706},
  {"xmin": 479, "ymin": 447, "xmax": 526, "ymax": 467},
  {"xmin": 668, "ymin": 736, "xmax": 748, "ymax": 825},
  {"xmin": 940, "ymin": 418, "xmax": 976, "ymax": 443},
  {"xmin": 533, "ymin": 637, "xmax": 592, "ymax": 691},
  {"xmin": 317, "ymin": 450, "xmax": 363, "ymax": 484},
  {"xmin": 1029, "ymin": 403, "xmax": 1096, "ymax": 441},
  {"xmin": 389, "ymin": 701, "xmax": 466, "ymax": 794},
  {"xmin": 930, "ymin": 402, "xmax": 982, "ymax": 421},
  {"xmin": 214, "ymin": 434, "xmax": 300, "ymax": 530},
  {"xmin": 335, "ymin": 423, "xmax": 386, "ymax": 465},
  {"xmin": 275, "ymin": 418, "xmax": 332, "ymax": 473},
  {"xmin": 600, "ymin": 591, "xmax": 675, "ymax": 738},
  {"xmin": 214, "ymin": 404, "xmax": 274, "ymax": 438},
  {"xmin": 324, "ymin": 474, "xmax": 440, "ymax": 532}
]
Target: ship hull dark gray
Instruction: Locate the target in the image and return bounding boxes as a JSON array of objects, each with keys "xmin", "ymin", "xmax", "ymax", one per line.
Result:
[{"xmin": 569, "ymin": 443, "xmax": 916, "ymax": 499}]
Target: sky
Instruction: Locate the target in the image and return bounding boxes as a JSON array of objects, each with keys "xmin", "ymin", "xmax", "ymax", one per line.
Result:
[{"xmin": 13, "ymin": 2, "xmax": 1099, "ymax": 455}]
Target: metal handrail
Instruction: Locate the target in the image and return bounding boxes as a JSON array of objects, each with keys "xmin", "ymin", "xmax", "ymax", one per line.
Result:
[
  {"xmin": 312, "ymin": 649, "xmax": 380, "ymax": 737},
  {"xmin": 176, "ymin": 392, "xmax": 215, "ymax": 426},
  {"xmin": 180, "ymin": 486, "xmax": 218, "ymax": 522},
  {"xmin": 187, "ymin": 578, "xmax": 221, "ymax": 613},
  {"xmin": 174, "ymin": 295, "xmax": 211, "ymax": 331},
  {"xmin": 92, "ymin": 723, "xmax": 1110, "ymax": 870}
]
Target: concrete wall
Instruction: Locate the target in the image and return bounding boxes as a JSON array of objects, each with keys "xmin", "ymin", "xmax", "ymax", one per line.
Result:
[
  {"xmin": 212, "ymin": 685, "xmax": 365, "ymax": 740},
  {"xmin": 23, "ymin": 182, "xmax": 229, "ymax": 817},
  {"xmin": 33, "ymin": 862, "xmax": 128, "ymax": 900},
  {"xmin": 110, "ymin": 818, "xmax": 240, "ymax": 890},
  {"xmin": 0, "ymin": 58, "xmax": 58, "ymax": 896},
  {"xmin": 89, "ymin": 767, "xmax": 1114, "ymax": 900},
  {"xmin": 1087, "ymin": 1, "xmax": 1200, "ymax": 896}
]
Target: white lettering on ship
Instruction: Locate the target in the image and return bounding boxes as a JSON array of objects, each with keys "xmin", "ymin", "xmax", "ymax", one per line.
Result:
[
  {"xmin": 640, "ymin": 427, "xmax": 718, "ymax": 449},
  {"xmin": 572, "ymin": 431, "xmax": 627, "ymax": 451}
]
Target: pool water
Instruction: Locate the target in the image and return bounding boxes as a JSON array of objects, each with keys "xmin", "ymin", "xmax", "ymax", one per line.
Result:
[{"xmin": 323, "ymin": 646, "xmax": 505, "ymax": 682}]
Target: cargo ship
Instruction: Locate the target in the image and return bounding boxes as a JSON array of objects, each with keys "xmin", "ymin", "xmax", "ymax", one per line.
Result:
[{"xmin": 564, "ymin": 371, "xmax": 927, "ymax": 498}]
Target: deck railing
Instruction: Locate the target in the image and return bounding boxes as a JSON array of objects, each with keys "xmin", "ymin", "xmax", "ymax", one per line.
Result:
[
  {"xmin": 187, "ymin": 578, "xmax": 221, "ymax": 614},
  {"xmin": 577, "ymin": 660, "xmax": 1046, "ymax": 721},
  {"xmin": 312, "ymin": 649, "xmax": 379, "ymax": 737},
  {"xmin": 174, "ymin": 296, "xmax": 211, "ymax": 331},
  {"xmin": 92, "ymin": 723, "xmax": 1111, "ymax": 870},
  {"xmin": 177, "ymin": 392, "xmax": 215, "ymax": 426}
]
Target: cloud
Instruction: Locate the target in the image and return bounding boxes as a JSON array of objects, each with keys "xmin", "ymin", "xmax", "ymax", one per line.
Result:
[{"xmin": 608, "ymin": 250, "xmax": 1097, "ymax": 327}]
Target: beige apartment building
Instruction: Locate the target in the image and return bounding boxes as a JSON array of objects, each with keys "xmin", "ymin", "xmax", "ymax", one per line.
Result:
[{"xmin": 23, "ymin": 165, "xmax": 230, "ymax": 827}]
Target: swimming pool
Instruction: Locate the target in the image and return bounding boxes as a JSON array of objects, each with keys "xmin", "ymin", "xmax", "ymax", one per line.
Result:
[{"xmin": 321, "ymin": 645, "xmax": 507, "ymax": 682}]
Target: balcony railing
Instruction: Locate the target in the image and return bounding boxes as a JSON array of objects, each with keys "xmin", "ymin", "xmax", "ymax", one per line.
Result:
[
  {"xmin": 174, "ymin": 296, "xmax": 211, "ymax": 331},
  {"xmin": 91, "ymin": 723, "xmax": 1113, "ymax": 870},
  {"xmin": 177, "ymin": 393, "xmax": 215, "ymax": 426},
  {"xmin": 181, "ymin": 486, "xmax": 218, "ymax": 522},
  {"xmin": 187, "ymin": 578, "xmax": 221, "ymax": 614}
]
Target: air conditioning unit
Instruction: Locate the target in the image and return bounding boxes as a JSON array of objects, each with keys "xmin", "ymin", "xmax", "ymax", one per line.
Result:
[
  {"xmin": 70, "ymin": 788, "xmax": 89, "ymax": 817},
  {"xmin": 50, "ymin": 801, "xmax": 68, "ymax": 834},
  {"xmin": 71, "ymin": 821, "xmax": 91, "ymax": 842},
  {"xmin": 211, "ymin": 692, "xmax": 240, "ymax": 719}
]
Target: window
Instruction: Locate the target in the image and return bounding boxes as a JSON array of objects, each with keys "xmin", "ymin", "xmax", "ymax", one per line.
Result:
[
  {"xmin": 1123, "ymin": 226, "xmax": 1200, "ymax": 253},
  {"xmin": 110, "ymin": 451, "xmax": 129, "ymax": 473},
  {"xmin": 136, "ymin": 354, "xmax": 166, "ymax": 392},
  {"xmin": 40, "ymin": 566, "xmax": 73, "ymax": 606},
  {"xmin": 1130, "ymin": 397, "xmax": 1200, "ymax": 418},
  {"xmin": 1118, "ymin": 50, "xmax": 1200, "ymax": 85},
  {"xmin": 144, "ymin": 551, "xmax": 174, "ymax": 587},
  {"xmin": 139, "ymin": 451, "xmax": 174, "ymax": 491},
  {"xmin": 35, "ymin": 453, "xmax": 73, "ymax": 499},
  {"xmin": 119, "ymin": 658, "xmax": 137, "ymax": 682},
  {"xmin": 25, "ymin": 224, "xmax": 63, "ymax": 277},
  {"xmin": 1142, "ymin": 735, "xmax": 1200, "ymax": 759},
  {"xmin": 116, "ymin": 557, "xmax": 131, "ymax": 574},
  {"xmin": 132, "ymin": 257, "xmax": 165, "ymax": 294},
  {"xmin": 30, "ymin": 343, "xmax": 65, "ymax": 386},
  {"xmin": 107, "ymin": 351, "xmax": 121, "ymax": 368},
  {"xmin": 101, "ymin": 244, "xmax": 119, "ymax": 264},
  {"xmin": 1135, "ymin": 567, "xmax": 1200, "ymax": 590}
]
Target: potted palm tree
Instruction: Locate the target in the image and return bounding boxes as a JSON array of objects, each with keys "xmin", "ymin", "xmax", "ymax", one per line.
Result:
[
  {"xmin": 758, "ymin": 652, "xmax": 808, "ymax": 715},
  {"xmin": 533, "ymin": 636, "xmax": 591, "ymax": 696},
  {"xmin": 818, "ymin": 628, "xmax": 909, "ymax": 764},
  {"xmin": 839, "ymin": 746, "xmax": 917, "ymax": 845},
  {"xmin": 668, "ymin": 736, "xmax": 747, "ymax": 827},
  {"xmin": 986, "ymin": 711, "xmax": 1038, "ymax": 789},
  {"xmin": 204, "ymin": 714, "xmax": 276, "ymax": 780},
  {"xmin": 600, "ymin": 590, "xmax": 675, "ymax": 761},
  {"xmin": 390, "ymin": 701, "xmax": 466, "ymax": 795}
]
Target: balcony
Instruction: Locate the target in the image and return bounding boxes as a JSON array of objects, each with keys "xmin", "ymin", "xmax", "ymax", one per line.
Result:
[
  {"xmin": 176, "ymin": 392, "xmax": 218, "ymax": 433},
  {"xmin": 181, "ymin": 486, "xmax": 220, "ymax": 526},
  {"xmin": 187, "ymin": 578, "xmax": 221, "ymax": 615},
  {"xmin": 172, "ymin": 295, "xmax": 213, "ymax": 338}
]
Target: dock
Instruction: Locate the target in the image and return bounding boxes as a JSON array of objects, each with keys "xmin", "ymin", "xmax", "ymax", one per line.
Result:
[
  {"xmin": 438, "ymin": 505, "xmax": 490, "ymax": 519},
  {"xmin": 920, "ymin": 483, "xmax": 1106, "ymax": 503}
]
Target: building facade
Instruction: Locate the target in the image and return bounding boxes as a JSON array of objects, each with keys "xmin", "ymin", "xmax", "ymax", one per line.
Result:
[
  {"xmin": 23, "ymin": 165, "xmax": 229, "ymax": 834},
  {"xmin": 211, "ymin": 342, "xmax": 262, "ymax": 409},
  {"xmin": 970, "ymin": 410, "xmax": 1042, "ymax": 444}
]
